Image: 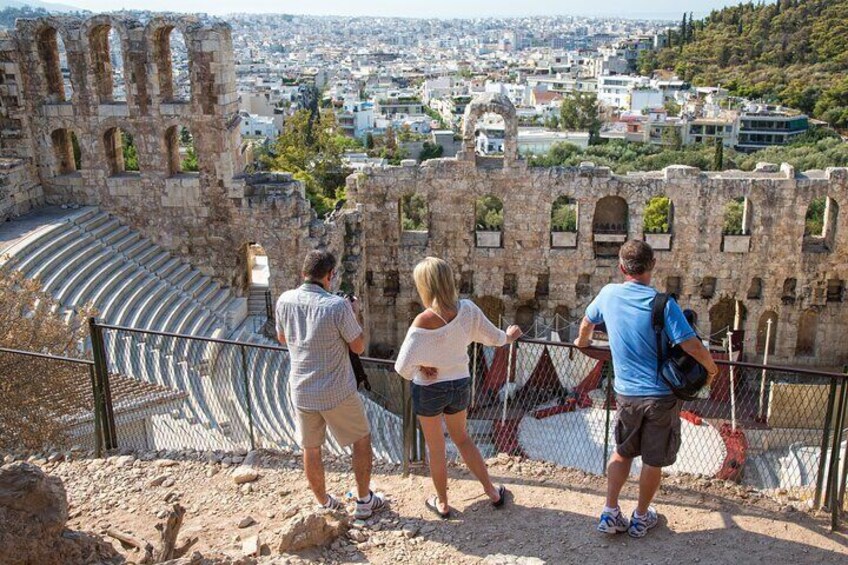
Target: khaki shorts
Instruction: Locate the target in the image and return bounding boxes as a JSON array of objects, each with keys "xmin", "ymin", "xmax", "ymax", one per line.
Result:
[
  {"xmin": 296, "ymin": 393, "xmax": 371, "ymax": 449},
  {"xmin": 614, "ymin": 395, "xmax": 682, "ymax": 467}
]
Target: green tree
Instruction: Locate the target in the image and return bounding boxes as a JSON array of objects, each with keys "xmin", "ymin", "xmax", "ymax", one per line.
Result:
[
  {"xmin": 804, "ymin": 197, "xmax": 827, "ymax": 236},
  {"xmin": 643, "ymin": 196, "xmax": 671, "ymax": 233},
  {"xmin": 713, "ymin": 139, "xmax": 724, "ymax": 171},
  {"xmin": 268, "ymin": 108, "xmax": 352, "ymax": 216},
  {"xmin": 559, "ymin": 92, "xmax": 601, "ymax": 143},
  {"xmin": 723, "ymin": 198, "xmax": 745, "ymax": 234},
  {"xmin": 401, "ymin": 193, "xmax": 429, "ymax": 231},
  {"xmin": 182, "ymin": 145, "xmax": 199, "ymax": 172},
  {"xmin": 122, "ymin": 131, "xmax": 139, "ymax": 172},
  {"xmin": 662, "ymin": 126, "xmax": 683, "ymax": 150},
  {"xmin": 419, "ymin": 141, "xmax": 444, "ymax": 162}
]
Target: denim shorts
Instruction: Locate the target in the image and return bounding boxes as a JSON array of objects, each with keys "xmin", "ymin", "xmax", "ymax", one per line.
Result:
[{"xmin": 412, "ymin": 378, "xmax": 471, "ymax": 417}]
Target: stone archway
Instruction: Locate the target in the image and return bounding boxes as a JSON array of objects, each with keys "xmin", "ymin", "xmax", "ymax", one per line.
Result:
[{"xmin": 459, "ymin": 93, "xmax": 519, "ymax": 167}]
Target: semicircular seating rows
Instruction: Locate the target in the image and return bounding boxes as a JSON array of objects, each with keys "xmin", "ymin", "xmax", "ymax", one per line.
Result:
[{"xmin": 1, "ymin": 207, "xmax": 403, "ymax": 461}]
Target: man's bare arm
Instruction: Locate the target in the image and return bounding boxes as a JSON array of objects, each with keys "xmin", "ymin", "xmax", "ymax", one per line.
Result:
[
  {"xmin": 573, "ymin": 316, "xmax": 596, "ymax": 348},
  {"xmin": 679, "ymin": 336, "xmax": 720, "ymax": 384},
  {"xmin": 348, "ymin": 333, "xmax": 365, "ymax": 355},
  {"xmin": 277, "ymin": 330, "xmax": 287, "ymax": 346}
]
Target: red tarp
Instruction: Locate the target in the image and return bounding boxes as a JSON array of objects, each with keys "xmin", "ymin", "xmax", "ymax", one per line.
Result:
[{"xmin": 716, "ymin": 422, "xmax": 748, "ymax": 482}]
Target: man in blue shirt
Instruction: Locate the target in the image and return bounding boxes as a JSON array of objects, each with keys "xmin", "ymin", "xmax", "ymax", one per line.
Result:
[{"xmin": 575, "ymin": 240, "xmax": 718, "ymax": 538}]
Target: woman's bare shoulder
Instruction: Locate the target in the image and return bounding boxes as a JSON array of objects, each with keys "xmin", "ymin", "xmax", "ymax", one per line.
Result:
[{"xmin": 412, "ymin": 310, "xmax": 444, "ymax": 330}]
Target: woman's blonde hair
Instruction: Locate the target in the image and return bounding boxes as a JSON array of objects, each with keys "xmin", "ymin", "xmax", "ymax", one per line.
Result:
[{"xmin": 413, "ymin": 257, "xmax": 458, "ymax": 312}]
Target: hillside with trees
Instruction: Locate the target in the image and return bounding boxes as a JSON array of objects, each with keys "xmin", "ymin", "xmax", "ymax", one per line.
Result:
[{"xmin": 640, "ymin": 0, "xmax": 848, "ymax": 130}]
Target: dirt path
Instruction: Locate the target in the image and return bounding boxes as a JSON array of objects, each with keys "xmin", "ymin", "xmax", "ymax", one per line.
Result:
[{"xmin": 32, "ymin": 449, "xmax": 848, "ymax": 564}]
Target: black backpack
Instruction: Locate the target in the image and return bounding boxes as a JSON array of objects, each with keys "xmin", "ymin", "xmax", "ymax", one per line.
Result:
[{"xmin": 651, "ymin": 293, "xmax": 708, "ymax": 401}]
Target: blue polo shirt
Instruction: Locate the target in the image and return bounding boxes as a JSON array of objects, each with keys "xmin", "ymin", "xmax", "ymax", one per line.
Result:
[{"xmin": 585, "ymin": 282, "xmax": 696, "ymax": 397}]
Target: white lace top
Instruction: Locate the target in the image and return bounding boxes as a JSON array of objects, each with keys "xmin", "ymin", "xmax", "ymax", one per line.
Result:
[{"xmin": 394, "ymin": 299, "xmax": 508, "ymax": 385}]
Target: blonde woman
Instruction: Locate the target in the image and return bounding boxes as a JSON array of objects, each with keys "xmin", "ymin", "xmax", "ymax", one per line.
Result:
[{"xmin": 395, "ymin": 257, "xmax": 522, "ymax": 518}]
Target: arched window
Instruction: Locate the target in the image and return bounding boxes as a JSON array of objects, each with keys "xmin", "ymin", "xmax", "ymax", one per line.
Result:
[
  {"xmin": 708, "ymin": 297, "xmax": 743, "ymax": 339},
  {"xmin": 165, "ymin": 125, "xmax": 197, "ymax": 176},
  {"xmin": 551, "ymin": 195, "xmax": 578, "ymax": 249},
  {"xmin": 722, "ymin": 196, "xmax": 751, "ymax": 252},
  {"xmin": 154, "ymin": 26, "xmax": 190, "ymax": 103},
  {"xmin": 245, "ymin": 243, "xmax": 271, "ymax": 314},
  {"xmin": 37, "ymin": 27, "xmax": 71, "ymax": 102},
  {"xmin": 399, "ymin": 193, "xmax": 429, "ymax": 245},
  {"xmin": 90, "ymin": 25, "xmax": 126, "ymax": 103},
  {"xmin": 50, "ymin": 128, "xmax": 81, "ymax": 175},
  {"xmin": 795, "ymin": 309, "xmax": 819, "ymax": 356},
  {"xmin": 473, "ymin": 112, "xmax": 506, "ymax": 156},
  {"xmin": 475, "ymin": 195, "xmax": 504, "ymax": 248},
  {"xmin": 103, "ymin": 127, "xmax": 138, "ymax": 176},
  {"xmin": 593, "ymin": 195, "xmax": 628, "ymax": 256},
  {"xmin": 802, "ymin": 196, "xmax": 838, "ymax": 253},
  {"xmin": 756, "ymin": 310, "xmax": 778, "ymax": 356}
]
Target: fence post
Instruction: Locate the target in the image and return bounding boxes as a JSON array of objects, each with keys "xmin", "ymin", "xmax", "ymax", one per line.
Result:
[
  {"xmin": 503, "ymin": 341, "xmax": 517, "ymax": 423},
  {"xmin": 815, "ymin": 378, "xmax": 838, "ymax": 509},
  {"xmin": 603, "ymin": 362, "xmax": 612, "ymax": 474},
  {"xmin": 239, "ymin": 344, "xmax": 256, "ymax": 450},
  {"xmin": 88, "ymin": 318, "xmax": 117, "ymax": 451},
  {"xmin": 87, "ymin": 365, "xmax": 103, "ymax": 458},
  {"xmin": 826, "ymin": 379, "xmax": 847, "ymax": 531}
]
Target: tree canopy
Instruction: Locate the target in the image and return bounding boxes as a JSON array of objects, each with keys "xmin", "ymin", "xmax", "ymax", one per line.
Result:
[{"xmin": 646, "ymin": 1, "xmax": 848, "ymax": 130}]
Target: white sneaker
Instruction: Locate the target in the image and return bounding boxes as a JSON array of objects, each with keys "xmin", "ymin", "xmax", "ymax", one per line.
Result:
[
  {"xmin": 354, "ymin": 491, "xmax": 387, "ymax": 520},
  {"xmin": 628, "ymin": 506, "xmax": 658, "ymax": 538},
  {"xmin": 597, "ymin": 507, "xmax": 629, "ymax": 534}
]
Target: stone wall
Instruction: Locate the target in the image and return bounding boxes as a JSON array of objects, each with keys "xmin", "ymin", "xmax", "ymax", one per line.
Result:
[
  {"xmin": 3, "ymin": 14, "xmax": 346, "ymax": 299},
  {"xmin": 348, "ymin": 155, "xmax": 848, "ymax": 367}
]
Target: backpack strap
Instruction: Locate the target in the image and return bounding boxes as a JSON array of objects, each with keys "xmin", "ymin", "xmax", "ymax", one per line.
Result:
[{"xmin": 651, "ymin": 292, "xmax": 670, "ymax": 381}]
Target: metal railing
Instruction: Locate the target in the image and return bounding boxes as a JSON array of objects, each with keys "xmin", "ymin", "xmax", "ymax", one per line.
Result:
[{"xmin": 2, "ymin": 320, "xmax": 847, "ymax": 529}]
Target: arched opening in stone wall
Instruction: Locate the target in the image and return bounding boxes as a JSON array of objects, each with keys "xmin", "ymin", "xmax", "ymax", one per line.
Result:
[
  {"xmin": 802, "ymin": 196, "xmax": 838, "ymax": 253},
  {"xmin": 399, "ymin": 193, "xmax": 429, "ymax": 243},
  {"xmin": 154, "ymin": 26, "xmax": 190, "ymax": 103},
  {"xmin": 475, "ymin": 195, "xmax": 504, "ymax": 248},
  {"xmin": 709, "ymin": 297, "xmax": 745, "ymax": 340},
  {"xmin": 515, "ymin": 304, "xmax": 538, "ymax": 335},
  {"xmin": 165, "ymin": 125, "xmax": 198, "ymax": 176},
  {"xmin": 473, "ymin": 112, "xmax": 506, "ymax": 156},
  {"xmin": 37, "ymin": 27, "xmax": 72, "ymax": 102},
  {"xmin": 553, "ymin": 304, "xmax": 574, "ymax": 341},
  {"xmin": 721, "ymin": 197, "xmax": 752, "ymax": 253},
  {"xmin": 795, "ymin": 309, "xmax": 819, "ymax": 357},
  {"xmin": 551, "ymin": 195, "xmax": 578, "ymax": 249},
  {"xmin": 103, "ymin": 127, "xmax": 138, "ymax": 175},
  {"xmin": 782, "ymin": 277, "xmax": 797, "ymax": 304},
  {"xmin": 89, "ymin": 25, "xmax": 126, "ymax": 103},
  {"xmin": 593, "ymin": 195, "xmax": 628, "ymax": 257},
  {"xmin": 473, "ymin": 295, "xmax": 505, "ymax": 326},
  {"xmin": 755, "ymin": 310, "xmax": 778, "ymax": 356},
  {"xmin": 50, "ymin": 128, "xmax": 81, "ymax": 175}
]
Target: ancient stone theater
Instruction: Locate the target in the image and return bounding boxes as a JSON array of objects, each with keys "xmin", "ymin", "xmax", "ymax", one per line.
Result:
[{"xmin": 1, "ymin": 13, "xmax": 847, "ymax": 368}]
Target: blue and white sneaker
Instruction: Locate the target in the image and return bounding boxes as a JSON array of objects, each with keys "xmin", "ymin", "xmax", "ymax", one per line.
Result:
[
  {"xmin": 628, "ymin": 506, "xmax": 658, "ymax": 538},
  {"xmin": 597, "ymin": 507, "xmax": 629, "ymax": 534}
]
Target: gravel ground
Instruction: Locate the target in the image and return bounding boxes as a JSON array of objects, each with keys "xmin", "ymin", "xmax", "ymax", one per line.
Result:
[{"xmin": 8, "ymin": 448, "xmax": 848, "ymax": 564}]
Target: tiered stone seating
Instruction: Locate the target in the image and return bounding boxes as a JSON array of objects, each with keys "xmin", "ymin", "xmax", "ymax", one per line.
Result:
[
  {"xmin": 2, "ymin": 207, "xmax": 243, "ymax": 335},
  {"xmin": 2, "ymin": 207, "xmax": 248, "ymax": 451}
]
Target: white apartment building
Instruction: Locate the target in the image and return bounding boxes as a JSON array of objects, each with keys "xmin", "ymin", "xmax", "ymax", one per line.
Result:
[{"xmin": 240, "ymin": 113, "xmax": 279, "ymax": 139}]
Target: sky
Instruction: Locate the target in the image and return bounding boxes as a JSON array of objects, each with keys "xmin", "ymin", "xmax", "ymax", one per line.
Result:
[{"xmin": 40, "ymin": 0, "xmax": 749, "ymax": 20}]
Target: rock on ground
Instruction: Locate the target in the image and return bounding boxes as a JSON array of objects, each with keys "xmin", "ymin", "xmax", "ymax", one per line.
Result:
[
  {"xmin": 0, "ymin": 462, "xmax": 120, "ymax": 565},
  {"xmin": 274, "ymin": 509, "xmax": 349, "ymax": 553}
]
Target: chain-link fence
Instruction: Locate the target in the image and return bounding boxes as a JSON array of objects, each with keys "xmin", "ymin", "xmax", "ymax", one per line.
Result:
[
  {"xmin": 0, "ymin": 347, "xmax": 101, "ymax": 454},
  {"xmin": 93, "ymin": 324, "xmax": 407, "ymax": 463},
  {"xmin": 9, "ymin": 319, "xmax": 843, "ymax": 526},
  {"xmin": 458, "ymin": 339, "xmax": 848, "ymax": 516}
]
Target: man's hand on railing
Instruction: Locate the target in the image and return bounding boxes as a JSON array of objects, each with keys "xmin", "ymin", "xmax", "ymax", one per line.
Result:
[
  {"xmin": 506, "ymin": 325, "xmax": 522, "ymax": 344},
  {"xmin": 573, "ymin": 337, "xmax": 592, "ymax": 348}
]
